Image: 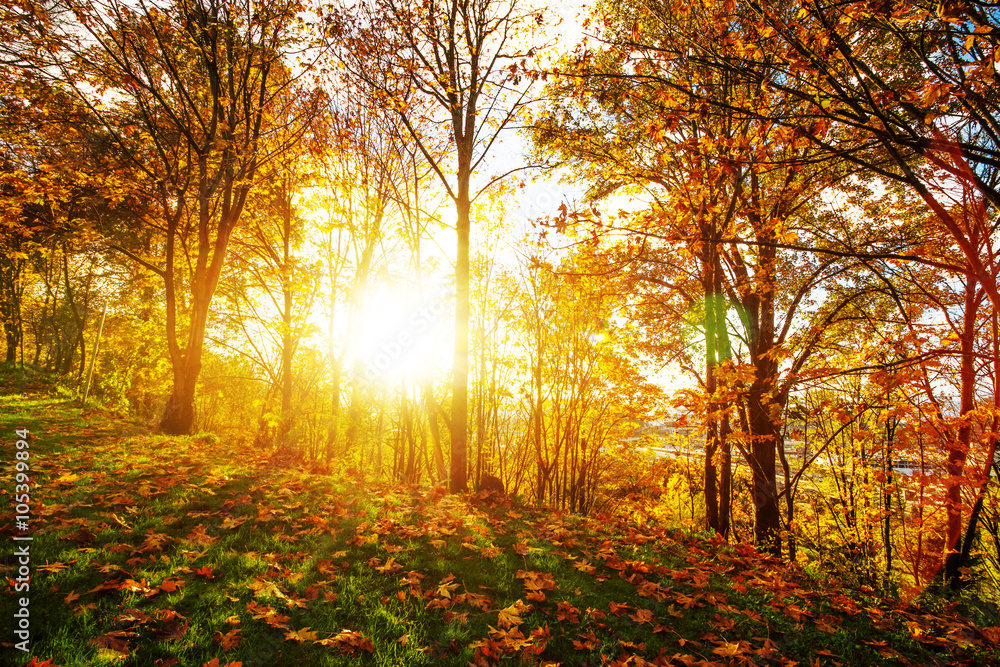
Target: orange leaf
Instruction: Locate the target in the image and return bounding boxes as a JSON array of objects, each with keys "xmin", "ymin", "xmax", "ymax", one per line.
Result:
[
  {"xmin": 629, "ymin": 608, "xmax": 655, "ymax": 624},
  {"xmin": 159, "ymin": 578, "xmax": 186, "ymax": 593},
  {"xmin": 498, "ymin": 602, "xmax": 524, "ymax": 628},
  {"xmin": 712, "ymin": 641, "xmax": 743, "ymax": 657},
  {"xmin": 214, "ymin": 628, "xmax": 242, "ymax": 651},
  {"xmin": 285, "ymin": 627, "xmax": 319, "ymax": 642},
  {"xmin": 375, "ymin": 557, "xmax": 403, "ymax": 574},
  {"xmin": 608, "ymin": 601, "xmax": 632, "ymax": 616},
  {"xmin": 573, "ymin": 630, "xmax": 600, "ymax": 650}
]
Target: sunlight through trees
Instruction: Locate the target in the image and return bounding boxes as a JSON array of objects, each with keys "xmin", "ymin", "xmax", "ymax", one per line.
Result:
[{"xmin": 2, "ymin": 0, "xmax": 1000, "ymax": 600}]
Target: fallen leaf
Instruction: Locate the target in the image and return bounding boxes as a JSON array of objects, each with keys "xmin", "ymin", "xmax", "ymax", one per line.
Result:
[
  {"xmin": 629, "ymin": 608, "xmax": 655, "ymax": 624},
  {"xmin": 712, "ymin": 641, "xmax": 743, "ymax": 658},
  {"xmin": 608, "ymin": 601, "xmax": 633, "ymax": 616},
  {"xmin": 214, "ymin": 628, "xmax": 242, "ymax": 651},
  {"xmin": 153, "ymin": 619, "xmax": 188, "ymax": 642},
  {"xmin": 285, "ymin": 627, "xmax": 319, "ymax": 642},
  {"xmin": 498, "ymin": 602, "xmax": 524, "ymax": 628},
  {"xmin": 159, "ymin": 578, "xmax": 186, "ymax": 593}
]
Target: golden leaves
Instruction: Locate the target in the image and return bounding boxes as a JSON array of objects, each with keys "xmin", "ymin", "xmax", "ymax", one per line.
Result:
[
  {"xmin": 516, "ymin": 569, "xmax": 558, "ymax": 601},
  {"xmin": 497, "ymin": 599, "xmax": 532, "ymax": 628},
  {"xmin": 284, "ymin": 627, "xmax": 319, "ymax": 642},
  {"xmin": 314, "ymin": 629, "xmax": 375, "ymax": 655}
]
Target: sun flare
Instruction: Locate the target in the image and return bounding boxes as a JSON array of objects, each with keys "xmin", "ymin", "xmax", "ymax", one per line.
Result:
[{"xmin": 351, "ymin": 286, "xmax": 452, "ymax": 382}]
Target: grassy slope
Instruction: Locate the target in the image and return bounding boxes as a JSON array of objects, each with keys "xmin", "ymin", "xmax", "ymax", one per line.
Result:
[{"xmin": 2, "ymin": 372, "xmax": 1000, "ymax": 667}]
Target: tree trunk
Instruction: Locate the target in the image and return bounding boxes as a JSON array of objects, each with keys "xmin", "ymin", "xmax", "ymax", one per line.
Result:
[
  {"xmin": 162, "ymin": 264, "xmax": 213, "ymax": 436},
  {"xmin": 280, "ymin": 187, "xmax": 294, "ymax": 450},
  {"xmin": 0, "ymin": 256, "xmax": 20, "ymax": 364},
  {"xmin": 704, "ymin": 275, "xmax": 720, "ymax": 532},
  {"xmin": 715, "ymin": 262, "xmax": 733, "ymax": 538},
  {"xmin": 943, "ymin": 275, "xmax": 981, "ymax": 583},
  {"xmin": 450, "ymin": 186, "xmax": 471, "ymax": 492},
  {"xmin": 161, "ymin": 357, "xmax": 199, "ymax": 434},
  {"xmin": 720, "ymin": 412, "xmax": 732, "ymax": 538},
  {"xmin": 747, "ymin": 382, "xmax": 782, "ymax": 553},
  {"xmin": 4, "ymin": 323, "xmax": 18, "ymax": 363},
  {"xmin": 158, "ymin": 189, "xmax": 229, "ymax": 435},
  {"xmin": 740, "ymin": 171, "xmax": 782, "ymax": 555}
]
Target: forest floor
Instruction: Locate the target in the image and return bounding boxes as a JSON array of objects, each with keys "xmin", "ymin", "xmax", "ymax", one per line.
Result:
[{"xmin": 3, "ymin": 368, "xmax": 1000, "ymax": 666}]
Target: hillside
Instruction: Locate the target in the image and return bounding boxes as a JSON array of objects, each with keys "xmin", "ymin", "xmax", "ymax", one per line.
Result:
[{"xmin": 2, "ymin": 377, "xmax": 1000, "ymax": 666}]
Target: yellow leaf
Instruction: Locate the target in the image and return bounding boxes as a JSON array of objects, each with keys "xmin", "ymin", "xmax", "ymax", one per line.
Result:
[
  {"xmin": 285, "ymin": 627, "xmax": 319, "ymax": 642},
  {"xmin": 712, "ymin": 642, "xmax": 743, "ymax": 657},
  {"xmin": 498, "ymin": 602, "xmax": 524, "ymax": 628}
]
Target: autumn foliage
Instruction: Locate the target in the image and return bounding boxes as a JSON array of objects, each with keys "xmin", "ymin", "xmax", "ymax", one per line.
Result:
[{"xmin": 1, "ymin": 0, "xmax": 1000, "ymax": 629}]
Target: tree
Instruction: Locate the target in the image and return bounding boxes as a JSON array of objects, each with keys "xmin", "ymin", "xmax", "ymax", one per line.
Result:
[
  {"xmin": 31, "ymin": 0, "xmax": 323, "ymax": 434},
  {"xmin": 531, "ymin": 0, "xmax": 890, "ymax": 553},
  {"xmin": 639, "ymin": 0, "xmax": 1000, "ymax": 575}
]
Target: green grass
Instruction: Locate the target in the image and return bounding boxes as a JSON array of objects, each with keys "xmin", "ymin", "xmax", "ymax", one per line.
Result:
[{"xmin": 3, "ymin": 372, "xmax": 1000, "ymax": 666}]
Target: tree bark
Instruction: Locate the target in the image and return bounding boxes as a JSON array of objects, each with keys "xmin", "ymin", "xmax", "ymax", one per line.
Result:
[
  {"xmin": 704, "ymin": 228, "xmax": 720, "ymax": 533},
  {"xmin": 450, "ymin": 176, "xmax": 471, "ymax": 492},
  {"xmin": 161, "ymin": 351, "xmax": 200, "ymax": 434},
  {"xmin": 280, "ymin": 184, "xmax": 294, "ymax": 449},
  {"xmin": 943, "ymin": 274, "xmax": 982, "ymax": 584}
]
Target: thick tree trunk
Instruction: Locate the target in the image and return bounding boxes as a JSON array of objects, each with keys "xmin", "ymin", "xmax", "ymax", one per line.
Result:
[
  {"xmin": 161, "ymin": 264, "xmax": 212, "ymax": 436},
  {"xmin": 159, "ymin": 297, "xmax": 210, "ymax": 435},
  {"xmin": 450, "ymin": 187, "xmax": 471, "ymax": 492},
  {"xmin": 739, "ymin": 172, "xmax": 782, "ymax": 555},
  {"xmin": 943, "ymin": 275, "xmax": 980, "ymax": 583},
  {"xmin": 160, "ymin": 358, "xmax": 199, "ymax": 434},
  {"xmin": 158, "ymin": 200, "xmax": 226, "ymax": 435},
  {"xmin": 748, "ymin": 385, "xmax": 782, "ymax": 554},
  {"xmin": 704, "ymin": 288, "xmax": 720, "ymax": 532},
  {"xmin": 4, "ymin": 326, "xmax": 18, "ymax": 363}
]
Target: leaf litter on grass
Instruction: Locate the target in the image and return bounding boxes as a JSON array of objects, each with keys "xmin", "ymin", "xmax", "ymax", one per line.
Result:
[{"xmin": 3, "ymin": 396, "xmax": 1000, "ymax": 666}]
